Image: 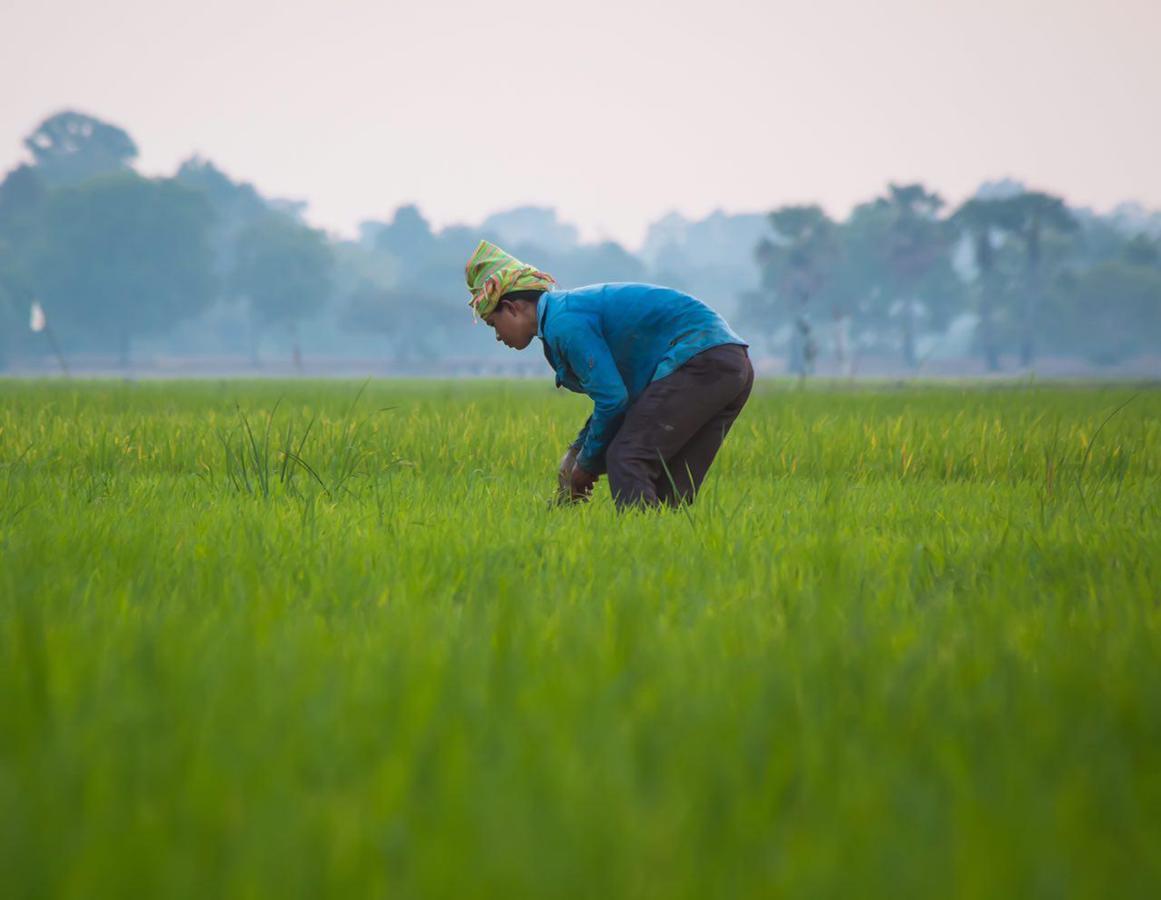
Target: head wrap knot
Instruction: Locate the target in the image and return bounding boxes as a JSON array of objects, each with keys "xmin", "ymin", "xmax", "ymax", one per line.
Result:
[{"xmin": 464, "ymin": 240, "xmax": 555, "ymax": 319}]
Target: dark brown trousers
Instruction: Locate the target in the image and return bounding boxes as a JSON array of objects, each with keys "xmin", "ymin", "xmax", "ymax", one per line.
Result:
[{"xmin": 606, "ymin": 343, "xmax": 754, "ymax": 509}]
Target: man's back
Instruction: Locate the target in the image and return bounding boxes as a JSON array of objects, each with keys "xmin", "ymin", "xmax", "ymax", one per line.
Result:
[{"xmin": 538, "ymin": 283, "xmax": 746, "ymax": 400}]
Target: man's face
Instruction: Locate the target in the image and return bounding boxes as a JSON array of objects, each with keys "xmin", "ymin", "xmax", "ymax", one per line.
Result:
[{"xmin": 484, "ymin": 301, "xmax": 535, "ymax": 350}]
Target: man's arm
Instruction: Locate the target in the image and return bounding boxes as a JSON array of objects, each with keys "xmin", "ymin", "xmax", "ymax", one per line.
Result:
[
  {"xmin": 566, "ymin": 415, "xmax": 603, "ymax": 478},
  {"xmin": 568, "ymin": 416, "xmax": 601, "ymax": 472},
  {"xmin": 556, "ymin": 318, "xmax": 629, "ymax": 473},
  {"xmin": 570, "ymin": 416, "xmax": 591, "ymax": 451}
]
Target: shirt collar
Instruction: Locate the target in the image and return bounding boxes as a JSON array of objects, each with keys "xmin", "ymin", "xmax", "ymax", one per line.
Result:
[{"xmin": 536, "ymin": 291, "xmax": 550, "ymax": 339}]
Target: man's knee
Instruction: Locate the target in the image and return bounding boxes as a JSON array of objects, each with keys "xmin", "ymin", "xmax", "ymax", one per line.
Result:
[
  {"xmin": 605, "ymin": 433, "xmax": 624, "ymax": 467},
  {"xmin": 607, "ymin": 428, "xmax": 651, "ymax": 470},
  {"xmin": 605, "ymin": 437, "xmax": 636, "ymax": 490}
]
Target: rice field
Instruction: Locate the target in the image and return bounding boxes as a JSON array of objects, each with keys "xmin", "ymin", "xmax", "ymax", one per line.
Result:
[{"xmin": 1, "ymin": 378, "xmax": 1159, "ymax": 899}]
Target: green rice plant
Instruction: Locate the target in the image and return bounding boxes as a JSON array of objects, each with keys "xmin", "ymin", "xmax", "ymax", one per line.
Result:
[{"xmin": 0, "ymin": 379, "xmax": 1158, "ymax": 899}]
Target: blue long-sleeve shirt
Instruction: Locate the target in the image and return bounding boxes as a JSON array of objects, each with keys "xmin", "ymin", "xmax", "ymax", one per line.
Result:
[{"xmin": 536, "ymin": 283, "xmax": 747, "ymax": 473}]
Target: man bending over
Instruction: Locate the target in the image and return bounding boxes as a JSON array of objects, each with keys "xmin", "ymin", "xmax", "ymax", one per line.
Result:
[{"xmin": 466, "ymin": 241, "xmax": 752, "ymax": 509}]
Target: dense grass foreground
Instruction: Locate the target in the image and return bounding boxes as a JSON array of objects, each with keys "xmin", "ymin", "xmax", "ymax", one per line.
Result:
[{"xmin": 1, "ymin": 379, "xmax": 1159, "ymax": 899}]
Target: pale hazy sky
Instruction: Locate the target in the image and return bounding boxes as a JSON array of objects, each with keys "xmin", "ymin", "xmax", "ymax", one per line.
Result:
[{"xmin": 2, "ymin": 0, "xmax": 1158, "ymax": 248}]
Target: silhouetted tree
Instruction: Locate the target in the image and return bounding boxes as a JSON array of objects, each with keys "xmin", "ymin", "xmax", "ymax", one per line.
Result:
[
  {"xmin": 538, "ymin": 240, "xmax": 647, "ymax": 288},
  {"xmin": 340, "ymin": 279, "xmax": 462, "ymax": 365},
  {"xmin": 0, "ymin": 165, "xmax": 49, "ymax": 368},
  {"xmin": 875, "ymin": 184, "xmax": 950, "ymax": 368},
  {"xmin": 481, "ymin": 206, "xmax": 580, "ymax": 255},
  {"xmin": 1048, "ymin": 260, "xmax": 1161, "ymax": 364},
  {"xmin": 176, "ymin": 157, "xmax": 269, "ymax": 282},
  {"xmin": 0, "ymin": 261, "xmax": 18, "ymax": 370},
  {"xmin": 1002, "ymin": 191, "xmax": 1077, "ymax": 367},
  {"xmin": 952, "ymin": 198, "xmax": 1019, "ymax": 371},
  {"xmin": 755, "ymin": 205, "xmax": 836, "ymax": 376},
  {"xmin": 1122, "ymin": 234, "xmax": 1161, "ymax": 267},
  {"xmin": 232, "ymin": 215, "xmax": 333, "ymax": 367},
  {"xmin": 24, "ymin": 111, "xmax": 138, "ymax": 186},
  {"xmin": 375, "ymin": 205, "xmax": 437, "ymax": 260},
  {"xmin": 34, "ymin": 173, "xmax": 215, "ymax": 366}
]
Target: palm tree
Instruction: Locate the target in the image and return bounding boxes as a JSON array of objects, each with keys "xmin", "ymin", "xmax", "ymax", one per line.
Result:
[
  {"xmin": 952, "ymin": 198, "xmax": 1018, "ymax": 372},
  {"xmin": 877, "ymin": 184, "xmax": 948, "ymax": 369},
  {"xmin": 755, "ymin": 205, "xmax": 836, "ymax": 377},
  {"xmin": 1002, "ymin": 192, "xmax": 1077, "ymax": 367}
]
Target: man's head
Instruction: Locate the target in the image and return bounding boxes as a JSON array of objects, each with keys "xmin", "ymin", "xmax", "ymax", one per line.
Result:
[
  {"xmin": 464, "ymin": 240, "xmax": 555, "ymax": 323},
  {"xmin": 484, "ymin": 290, "xmax": 543, "ymax": 350}
]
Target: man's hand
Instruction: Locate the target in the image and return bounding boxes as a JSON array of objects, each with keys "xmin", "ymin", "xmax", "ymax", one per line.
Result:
[
  {"xmin": 555, "ymin": 446, "xmax": 597, "ymax": 504},
  {"xmin": 569, "ymin": 462, "xmax": 598, "ymax": 502},
  {"xmin": 556, "ymin": 447, "xmax": 578, "ymax": 504}
]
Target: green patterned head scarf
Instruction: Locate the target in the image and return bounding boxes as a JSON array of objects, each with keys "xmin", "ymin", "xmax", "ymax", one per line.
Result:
[{"xmin": 464, "ymin": 240, "xmax": 555, "ymax": 319}]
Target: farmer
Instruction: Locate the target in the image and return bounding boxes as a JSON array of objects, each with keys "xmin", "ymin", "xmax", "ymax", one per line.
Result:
[{"xmin": 466, "ymin": 241, "xmax": 753, "ymax": 509}]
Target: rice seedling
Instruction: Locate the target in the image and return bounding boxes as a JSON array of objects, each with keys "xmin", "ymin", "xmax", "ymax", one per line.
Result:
[{"xmin": 0, "ymin": 379, "xmax": 1158, "ymax": 899}]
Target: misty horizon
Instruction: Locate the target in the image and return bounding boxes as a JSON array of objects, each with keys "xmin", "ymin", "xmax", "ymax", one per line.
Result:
[{"xmin": 3, "ymin": 0, "xmax": 1159, "ymax": 249}]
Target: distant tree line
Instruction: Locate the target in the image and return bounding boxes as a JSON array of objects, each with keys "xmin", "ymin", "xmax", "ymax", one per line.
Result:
[
  {"xmin": 2, "ymin": 110, "xmax": 1158, "ymax": 373},
  {"xmin": 744, "ymin": 185, "xmax": 1161, "ymax": 375}
]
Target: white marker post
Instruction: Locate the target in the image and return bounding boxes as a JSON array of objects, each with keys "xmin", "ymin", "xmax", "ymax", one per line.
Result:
[{"xmin": 30, "ymin": 301, "xmax": 69, "ymax": 377}]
